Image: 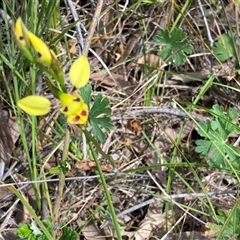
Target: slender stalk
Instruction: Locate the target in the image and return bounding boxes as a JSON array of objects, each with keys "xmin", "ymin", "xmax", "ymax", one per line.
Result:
[
  {"xmin": 6, "ymin": 183, "xmax": 53, "ymax": 240},
  {"xmin": 82, "ymin": 127, "xmax": 117, "ymax": 171},
  {"xmin": 89, "ymin": 141, "xmax": 122, "ymax": 240},
  {"xmin": 52, "ymin": 128, "xmax": 70, "ymax": 238}
]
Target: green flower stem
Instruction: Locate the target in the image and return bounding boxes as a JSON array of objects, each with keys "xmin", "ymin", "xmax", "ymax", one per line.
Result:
[
  {"xmin": 82, "ymin": 127, "xmax": 117, "ymax": 172},
  {"xmin": 35, "ymin": 61, "xmax": 66, "ymax": 93},
  {"xmin": 89, "ymin": 142, "xmax": 122, "ymax": 240},
  {"xmin": 5, "ymin": 183, "xmax": 53, "ymax": 240},
  {"xmin": 31, "ymin": 116, "xmax": 41, "ymax": 210},
  {"xmin": 52, "ymin": 128, "xmax": 70, "ymax": 238}
]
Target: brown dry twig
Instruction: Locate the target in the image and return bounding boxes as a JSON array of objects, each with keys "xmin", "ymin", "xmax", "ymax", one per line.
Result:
[
  {"xmin": 82, "ymin": 0, "xmax": 103, "ymax": 56},
  {"xmin": 112, "ymin": 107, "xmax": 210, "ymax": 123}
]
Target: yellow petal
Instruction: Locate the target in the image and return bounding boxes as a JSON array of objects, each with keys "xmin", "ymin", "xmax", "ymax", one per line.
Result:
[
  {"xmin": 69, "ymin": 55, "xmax": 90, "ymax": 88},
  {"xmin": 18, "ymin": 96, "xmax": 51, "ymax": 116},
  {"xmin": 14, "ymin": 18, "xmax": 29, "ymax": 48},
  {"xmin": 27, "ymin": 31, "xmax": 53, "ymax": 65}
]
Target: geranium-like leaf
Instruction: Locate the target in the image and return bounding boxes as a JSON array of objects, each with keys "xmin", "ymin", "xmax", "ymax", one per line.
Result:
[
  {"xmin": 213, "ymin": 32, "xmax": 237, "ymax": 66},
  {"xmin": 79, "ymin": 85, "xmax": 113, "ymax": 141},
  {"xmin": 89, "ymin": 94, "xmax": 113, "ymax": 142},
  {"xmin": 195, "ymin": 105, "xmax": 240, "ymax": 168},
  {"xmin": 153, "ymin": 28, "xmax": 193, "ymax": 66}
]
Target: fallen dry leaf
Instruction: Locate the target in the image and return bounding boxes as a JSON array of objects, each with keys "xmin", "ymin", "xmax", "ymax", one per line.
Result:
[
  {"xmin": 134, "ymin": 200, "xmax": 165, "ymax": 240},
  {"xmin": 75, "ymin": 159, "xmax": 114, "ymax": 172},
  {"xmin": 137, "ymin": 54, "xmax": 161, "ymax": 68},
  {"xmin": 68, "ymin": 39, "xmax": 78, "ymax": 55},
  {"xmin": 127, "ymin": 119, "xmax": 142, "ymax": 136},
  {"xmin": 77, "ymin": 220, "xmax": 102, "ymax": 240}
]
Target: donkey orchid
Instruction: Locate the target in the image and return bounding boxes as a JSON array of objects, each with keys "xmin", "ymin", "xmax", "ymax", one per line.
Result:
[{"xmin": 15, "ymin": 18, "xmax": 90, "ymax": 125}]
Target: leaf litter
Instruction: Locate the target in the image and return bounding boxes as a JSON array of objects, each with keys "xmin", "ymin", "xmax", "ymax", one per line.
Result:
[{"xmin": 1, "ymin": 1, "xmax": 240, "ymax": 239}]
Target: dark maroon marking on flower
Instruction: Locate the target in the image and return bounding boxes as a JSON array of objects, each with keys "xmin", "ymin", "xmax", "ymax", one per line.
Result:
[
  {"xmin": 72, "ymin": 116, "xmax": 81, "ymax": 122},
  {"xmin": 63, "ymin": 106, "xmax": 68, "ymax": 112},
  {"xmin": 37, "ymin": 52, "xmax": 42, "ymax": 58},
  {"xmin": 81, "ymin": 110, "xmax": 87, "ymax": 116},
  {"xmin": 72, "ymin": 86, "xmax": 77, "ymax": 92},
  {"xmin": 19, "ymin": 36, "xmax": 24, "ymax": 40},
  {"xmin": 73, "ymin": 98, "xmax": 80, "ymax": 102}
]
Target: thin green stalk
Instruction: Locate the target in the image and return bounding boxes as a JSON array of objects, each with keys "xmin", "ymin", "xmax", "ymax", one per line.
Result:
[
  {"xmin": 31, "ymin": 116, "xmax": 41, "ymax": 210},
  {"xmin": 5, "ymin": 183, "xmax": 53, "ymax": 240},
  {"xmin": 193, "ymin": 73, "xmax": 216, "ymax": 105},
  {"xmin": 52, "ymin": 127, "xmax": 70, "ymax": 238},
  {"xmin": 82, "ymin": 127, "xmax": 117, "ymax": 171},
  {"xmin": 89, "ymin": 141, "xmax": 122, "ymax": 240}
]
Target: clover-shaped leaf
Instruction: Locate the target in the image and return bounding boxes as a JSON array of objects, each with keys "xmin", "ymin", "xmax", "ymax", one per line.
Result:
[{"xmin": 153, "ymin": 28, "xmax": 193, "ymax": 66}]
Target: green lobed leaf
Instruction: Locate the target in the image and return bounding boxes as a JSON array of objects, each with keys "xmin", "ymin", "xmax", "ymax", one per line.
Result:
[
  {"xmin": 208, "ymin": 208, "xmax": 240, "ymax": 238},
  {"xmin": 213, "ymin": 33, "xmax": 235, "ymax": 64},
  {"xmin": 195, "ymin": 105, "xmax": 240, "ymax": 168},
  {"xmin": 89, "ymin": 94, "xmax": 113, "ymax": 142},
  {"xmin": 79, "ymin": 84, "xmax": 113, "ymax": 142},
  {"xmin": 153, "ymin": 28, "xmax": 193, "ymax": 66},
  {"xmin": 59, "ymin": 226, "xmax": 78, "ymax": 240},
  {"xmin": 79, "ymin": 83, "xmax": 92, "ymax": 109},
  {"xmin": 17, "ymin": 223, "xmax": 32, "ymax": 238}
]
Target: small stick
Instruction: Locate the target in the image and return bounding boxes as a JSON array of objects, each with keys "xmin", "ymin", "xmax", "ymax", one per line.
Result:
[
  {"xmin": 111, "ymin": 107, "xmax": 210, "ymax": 123},
  {"xmin": 82, "ymin": 0, "xmax": 103, "ymax": 56},
  {"xmin": 64, "ymin": 0, "xmax": 85, "ymax": 54},
  {"xmin": 100, "ymin": 189, "xmax": 237, "ymax": 228}
]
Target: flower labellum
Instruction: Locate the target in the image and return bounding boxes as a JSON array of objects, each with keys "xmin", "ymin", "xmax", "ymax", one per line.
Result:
[
  {"xmin": 69, "ymin": 55, "xmax": 90, "ymax": 88},
  {"xmin": 59, "ymin": 92, "xmax": 89, "ymax": 124},
  {"xmin": 18, "ymin": 95, "xmax": 51, "ymax": 116}
]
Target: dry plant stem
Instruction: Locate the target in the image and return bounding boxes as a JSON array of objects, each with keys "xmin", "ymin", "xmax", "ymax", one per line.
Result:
[
  {"xmin": 52, "ymin": 128, "xmax": 70, "ymax": 238},
  {"xmin": 100, "ymin": 189, "xmax": 237, "ymax": 228},
  {"xmin": 82, "ymin": 0, "xmax": 103, "ymax": 56},
  {"xmin": 111, "ymin": 108, "xmax": 210, "ymax": 122},
  {"xmin": 65, "ymin": 0, "xmax": 85, "ymax": 53}
]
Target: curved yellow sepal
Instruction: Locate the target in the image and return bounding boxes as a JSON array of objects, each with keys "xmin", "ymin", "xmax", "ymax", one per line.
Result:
[
  {"xmin": 14, "ymin": 18, "xmax": 28, "ymax": 48},
  {"xmin": 69, "ymin": 55, "xmax": 90, "ymax": 88},
  {"xmin": 18, "ymin": 95, "xmax": 51, "ymax": 116},
  {"xmin": 27, "ymin": 31, "xmax": 53, "ymax": 65}
]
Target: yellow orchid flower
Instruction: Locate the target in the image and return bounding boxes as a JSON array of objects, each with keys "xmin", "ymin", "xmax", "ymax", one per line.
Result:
[
  {"xmin": 69, "ymin": 55, "xmax": 90, "ymax": 88},
  {"xmin": 17, "ymin": 96, "xmax": 51, "ymax": 116},
  {"xmin": 15, "ymin": 18, "xmax": 90, "ymax": 125},
  {"xmin": 18, "ymin": 93, "xmax": 89, "ymax": 125}
]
